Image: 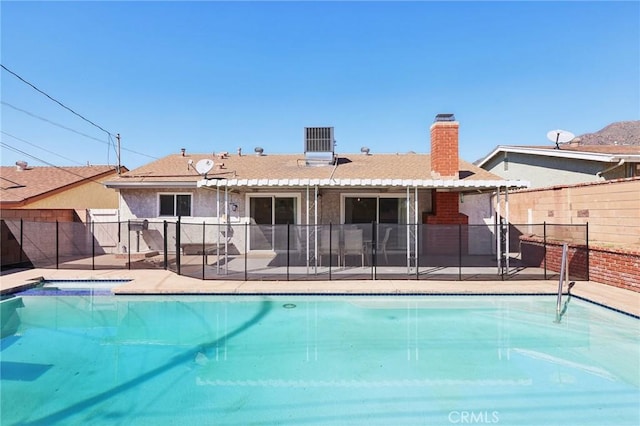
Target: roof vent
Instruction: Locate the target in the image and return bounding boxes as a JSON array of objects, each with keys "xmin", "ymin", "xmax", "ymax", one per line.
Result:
[
  {"xmin": 304, "ymin": 127, "xmax": 335, "ymax": 166},
  {"xmin": 254, "ymin": 146, "xmax": 264, "ymax": 156},
  {"xmin": 360, "ymin": 146, "xmax": 370, "ymax": 155},
  {"xmin": 434, "ymin": 113, "xmax": 456, "ymax": 122},
  {"xmin": 15, "ymin": 161, "xmax": 28, "ymax": 171}
]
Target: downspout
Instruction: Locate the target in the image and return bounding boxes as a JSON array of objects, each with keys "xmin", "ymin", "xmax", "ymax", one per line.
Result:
[{"xmin": 596, "ymin": 159, "xmax": 624, "ymax": 177}]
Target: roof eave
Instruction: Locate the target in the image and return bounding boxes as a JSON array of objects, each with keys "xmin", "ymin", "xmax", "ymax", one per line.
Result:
[
  {"xmin": 476, "ymin": 145, "xmax": 624, "ymax": 165},
  {"xmin": 104, "ymin": 181, "xmax": 198, "ymax": 189},
  {"xmin": 197, "ymin": 178, "xmax": 529, "ymax": 190}
]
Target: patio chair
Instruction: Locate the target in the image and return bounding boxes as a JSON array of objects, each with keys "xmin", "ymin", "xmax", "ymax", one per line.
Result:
[
  {"xmin": 376, "ymin": 226, "xmax": 392, "ymax": 264},
  {"xmin": 343, "ymin": 228, "xmax": 364, "ymax": 267},
  {"xmin": 318, "ymin": 228, "xmax": 341, "ymax": 267}
]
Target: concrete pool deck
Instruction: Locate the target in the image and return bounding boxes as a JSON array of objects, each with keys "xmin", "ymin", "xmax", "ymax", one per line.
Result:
[{"xmin": 1, "ymin": 267, "xmax": 638, "ymax": 317}]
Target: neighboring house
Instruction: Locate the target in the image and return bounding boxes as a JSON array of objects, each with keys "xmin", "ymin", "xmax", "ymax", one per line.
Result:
[
  {"xmin": 475, "ymin": 121, "xmax": 640, "ymax": 188},
  {"xmin": 475, "ymin": 144, "xmax": 640, "ymax": 188},
  {"xmin": 0, "ymin": 163, "xmax": 124, "ymax": 219},
  {"xmin": 0, "ymin": 163, "xmax": 124, "ymax": 268},
  {"xmin": 474, "ymin": 122, "xmax": 640, "ymax": 290},
  {"xmin": 105, "ymin": 114, "xmax": 528, "ymax": 258}
]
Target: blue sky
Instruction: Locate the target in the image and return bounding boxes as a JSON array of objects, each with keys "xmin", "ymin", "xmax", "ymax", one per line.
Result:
[{"xmin": 1, "ymin": 1, "xmax": 638, "ymax": 170}]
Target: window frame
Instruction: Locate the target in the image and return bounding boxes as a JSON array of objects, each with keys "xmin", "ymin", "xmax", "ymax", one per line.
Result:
[
  {"xmin": 157, "ymin": 192, "xmax": 193, "ymax": 217},
  {"xmin": 340, "ymin": 193, "xmax": 408, "ymax": 224}
]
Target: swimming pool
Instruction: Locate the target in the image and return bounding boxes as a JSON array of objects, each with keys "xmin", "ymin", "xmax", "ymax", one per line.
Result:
[{"xmin": 1, "ymin": 293, "xmax": 638, "ymax": 425}]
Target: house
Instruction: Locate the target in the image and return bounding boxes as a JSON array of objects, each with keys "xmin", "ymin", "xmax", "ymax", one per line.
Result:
[
  {"xmin": 0, "ymin": 163, "xmax": 124, "ymax": 268},
  {"xmin": 104, "ymin": 114, "xmax": 528, "ymax": 263},
  {"xmin": 475, "ymin": 121, "xmax": 640, "ymax": 188},
  {"xmin": 474, "ymin": 122, "xmax": 640, "ymax": 290},
  {"xmin": 0, "ymin": 162, "xmax": 124, "ymax": 218}
]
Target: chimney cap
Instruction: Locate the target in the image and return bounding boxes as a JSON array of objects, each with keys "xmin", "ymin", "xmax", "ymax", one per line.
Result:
[{"xmin": 434, "ymin": 113, "xmax": 456, "ymax": 122}]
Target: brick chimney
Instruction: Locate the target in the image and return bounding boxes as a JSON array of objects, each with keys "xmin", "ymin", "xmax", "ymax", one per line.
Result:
[
  {"xmin": 430, "ymin": 113, "xmax": 459, "ymax": 179},
  {"xmin": 425, "ymin": 113, "xmax": 468, "ymax": 226}
]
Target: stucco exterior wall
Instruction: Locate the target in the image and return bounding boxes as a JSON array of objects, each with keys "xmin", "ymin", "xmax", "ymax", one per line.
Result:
[
  {"xmin": 460, "ymin": 192, "xmax": 496, "ymax": 255},
  {"xmin": 15, "ymin": 174, "xmax": 120, "ymax": 213},
  {"xmin": 119, "ymin": 188, "xmax": 218, "ymax": 222}
]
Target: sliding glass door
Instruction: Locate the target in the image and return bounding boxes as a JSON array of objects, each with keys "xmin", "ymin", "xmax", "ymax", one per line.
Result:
[{"xmin": 249, "ymin": 196, "xmax": 297, "ymax": 251}]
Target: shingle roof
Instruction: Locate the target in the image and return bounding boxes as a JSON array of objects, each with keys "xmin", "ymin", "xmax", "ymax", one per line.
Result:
[
  {"xmin": 0, "ymin": 165, "xmax": 120, "ymax": 205},
  {"xmin": 106, "ymin": 152, "xmax": 505, "ymax": 187}
]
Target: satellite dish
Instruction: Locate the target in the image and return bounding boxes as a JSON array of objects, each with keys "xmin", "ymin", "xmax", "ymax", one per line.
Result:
[
  {"xmin": 195, "ymin": 159, "xmax": 214, "ymax": 175},
  {"xmin": 547, "ymin": 129, "xmax": 575, "ymax": 149}
]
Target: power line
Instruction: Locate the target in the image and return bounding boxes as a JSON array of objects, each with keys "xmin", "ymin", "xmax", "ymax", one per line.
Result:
[
  {"xmin": 0, "ymin": 141, "xmax": 118, "ymax": 186},
  {"xmin": 1, "ymin": 63, "xmax": 114, "ymax": 137},
  {"xmin": 1, "ymin": 131, "xmax": 85, "ymax": 166},
  {"xmin": 2, "ymin": 101, "xmax": 110, "ymax": 145},
  {"xmin": 1, "ymin": 101, "xmax": 159, "ymax": 160}
]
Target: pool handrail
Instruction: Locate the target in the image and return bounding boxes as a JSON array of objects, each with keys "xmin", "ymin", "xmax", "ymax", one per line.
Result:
[{"xmin": 556, "ymin": 243, "xmax": 569, "ymax": 321}]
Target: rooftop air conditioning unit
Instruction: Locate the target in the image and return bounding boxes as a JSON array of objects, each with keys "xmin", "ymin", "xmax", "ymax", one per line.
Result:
[{"xmin": 304, "ymin": 127, "xmax": 335, "ymax": 166}]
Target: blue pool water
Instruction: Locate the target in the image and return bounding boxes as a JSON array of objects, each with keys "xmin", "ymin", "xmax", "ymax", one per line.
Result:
[{"xmin": 1, "ymin": 292, "xmax": 638, "ymax": 425}]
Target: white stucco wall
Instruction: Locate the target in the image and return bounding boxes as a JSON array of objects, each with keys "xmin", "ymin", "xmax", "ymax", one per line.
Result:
[{"xmin": 460, "ymin": 192, "xmax": 496, "ymax": 255}]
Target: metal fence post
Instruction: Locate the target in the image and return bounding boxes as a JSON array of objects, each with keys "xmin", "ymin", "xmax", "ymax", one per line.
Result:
[
  {"xmin": 286, "ymin": 223, "xmax": 290, "ymax": 281},
  {"xmin": 127, "ymin": 220, "xmax": 131, "ymax": 270},
  {"xmin": 19, "ymin": 218, "xmax": 23, "ymax": 264},
  {"xmin": 459, "ymin": 223, "xmax": 462, "ymax": 281},
  {"xmin": 543, "ymin": 222, "xmax": 547, "ymax": 280},
  {"xmin": 415, "ymin": 223, "xmax": 420, "ymax": 281},
  {"xmin": 244, "ymin": 222, "xmax": 248, "ymax": 281},
  {"xmin": 585, "ymin": 222, "xmax": 590, "ymax": 281},
  {"xmin": 56, "ymin": 220, "xmax": 59, "ymax": 269},
  {"xmin": 91, "ymin": 221, "xmax": 95, "ymax": 270},
  {"xmin": 163, "ymin": 220, "xmax": 168, "ymax": 270},
  {"xmin": 372, "ymin": 221, "xmax": 377, "ymax": 281},
  {"xmin": 328, "ymin": 223, "xmax": 333, "ymax": 281},
  {"xmin": 176, "ymin": 219, "xmax": 181, "ymax": 276},
  {"xmin": 202, "ymin": 221, "xmax": 206, "ymax": 281}
]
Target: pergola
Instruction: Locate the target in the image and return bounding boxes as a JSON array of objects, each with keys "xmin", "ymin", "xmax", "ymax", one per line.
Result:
[{"xmin": 198, "ymin": 177, "xmax": 529, "ymax": 274}]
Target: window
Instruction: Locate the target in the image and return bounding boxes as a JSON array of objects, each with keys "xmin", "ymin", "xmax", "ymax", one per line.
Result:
[
  {"xmin": 159, "ymin": 194, "xmax": 192, "ymax": 217},
  {"xmin": 344, "ymin": 196, "xmax": 406, "ymax": 224}
]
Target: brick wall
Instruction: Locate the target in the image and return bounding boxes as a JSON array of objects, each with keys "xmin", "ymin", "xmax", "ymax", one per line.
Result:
[
  {"xmin": 425, "ymin": 192, "xmax": 468, "ymax": 225},
  {"xmin": 520, "ymin": 236, "xmax": 639, "ymax": 292},
  {"xmin": 588, "ymin": 246, "xmax": 640, "ymax": 292},
  {"xmin": 423, "ymin": 192, "xmax": 469, "ymax": 254}
]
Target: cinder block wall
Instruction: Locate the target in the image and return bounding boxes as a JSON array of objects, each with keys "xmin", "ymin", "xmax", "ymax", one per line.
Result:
[{"xmin": 496, "ymin": 178, "xmax": 640, "ymax": 248}]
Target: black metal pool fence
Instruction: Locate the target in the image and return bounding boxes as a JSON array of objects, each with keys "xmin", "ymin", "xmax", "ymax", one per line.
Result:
[{"xmin": 1, "ymin": 219, "xmax": 589, "ymax": 282}]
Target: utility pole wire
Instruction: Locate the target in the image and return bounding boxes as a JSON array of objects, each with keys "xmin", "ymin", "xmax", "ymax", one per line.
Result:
[
  {"xmin": 1, "ymin": 63, "xmax": 114, "ymax": 137},
  {"xmin": 1, "ymin": 130, "xmax": 84, "ymax": 166},
  {"xmin": 0, "ymin": 141, "xmax": 119, "ymax": 186},
  {"xmin": 1, "ymin": 100, "xmax": 158, "ymax": 160},
  {"xmin": 2, "ymin": 101, "xmax": 109, "ymax": 145}
]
